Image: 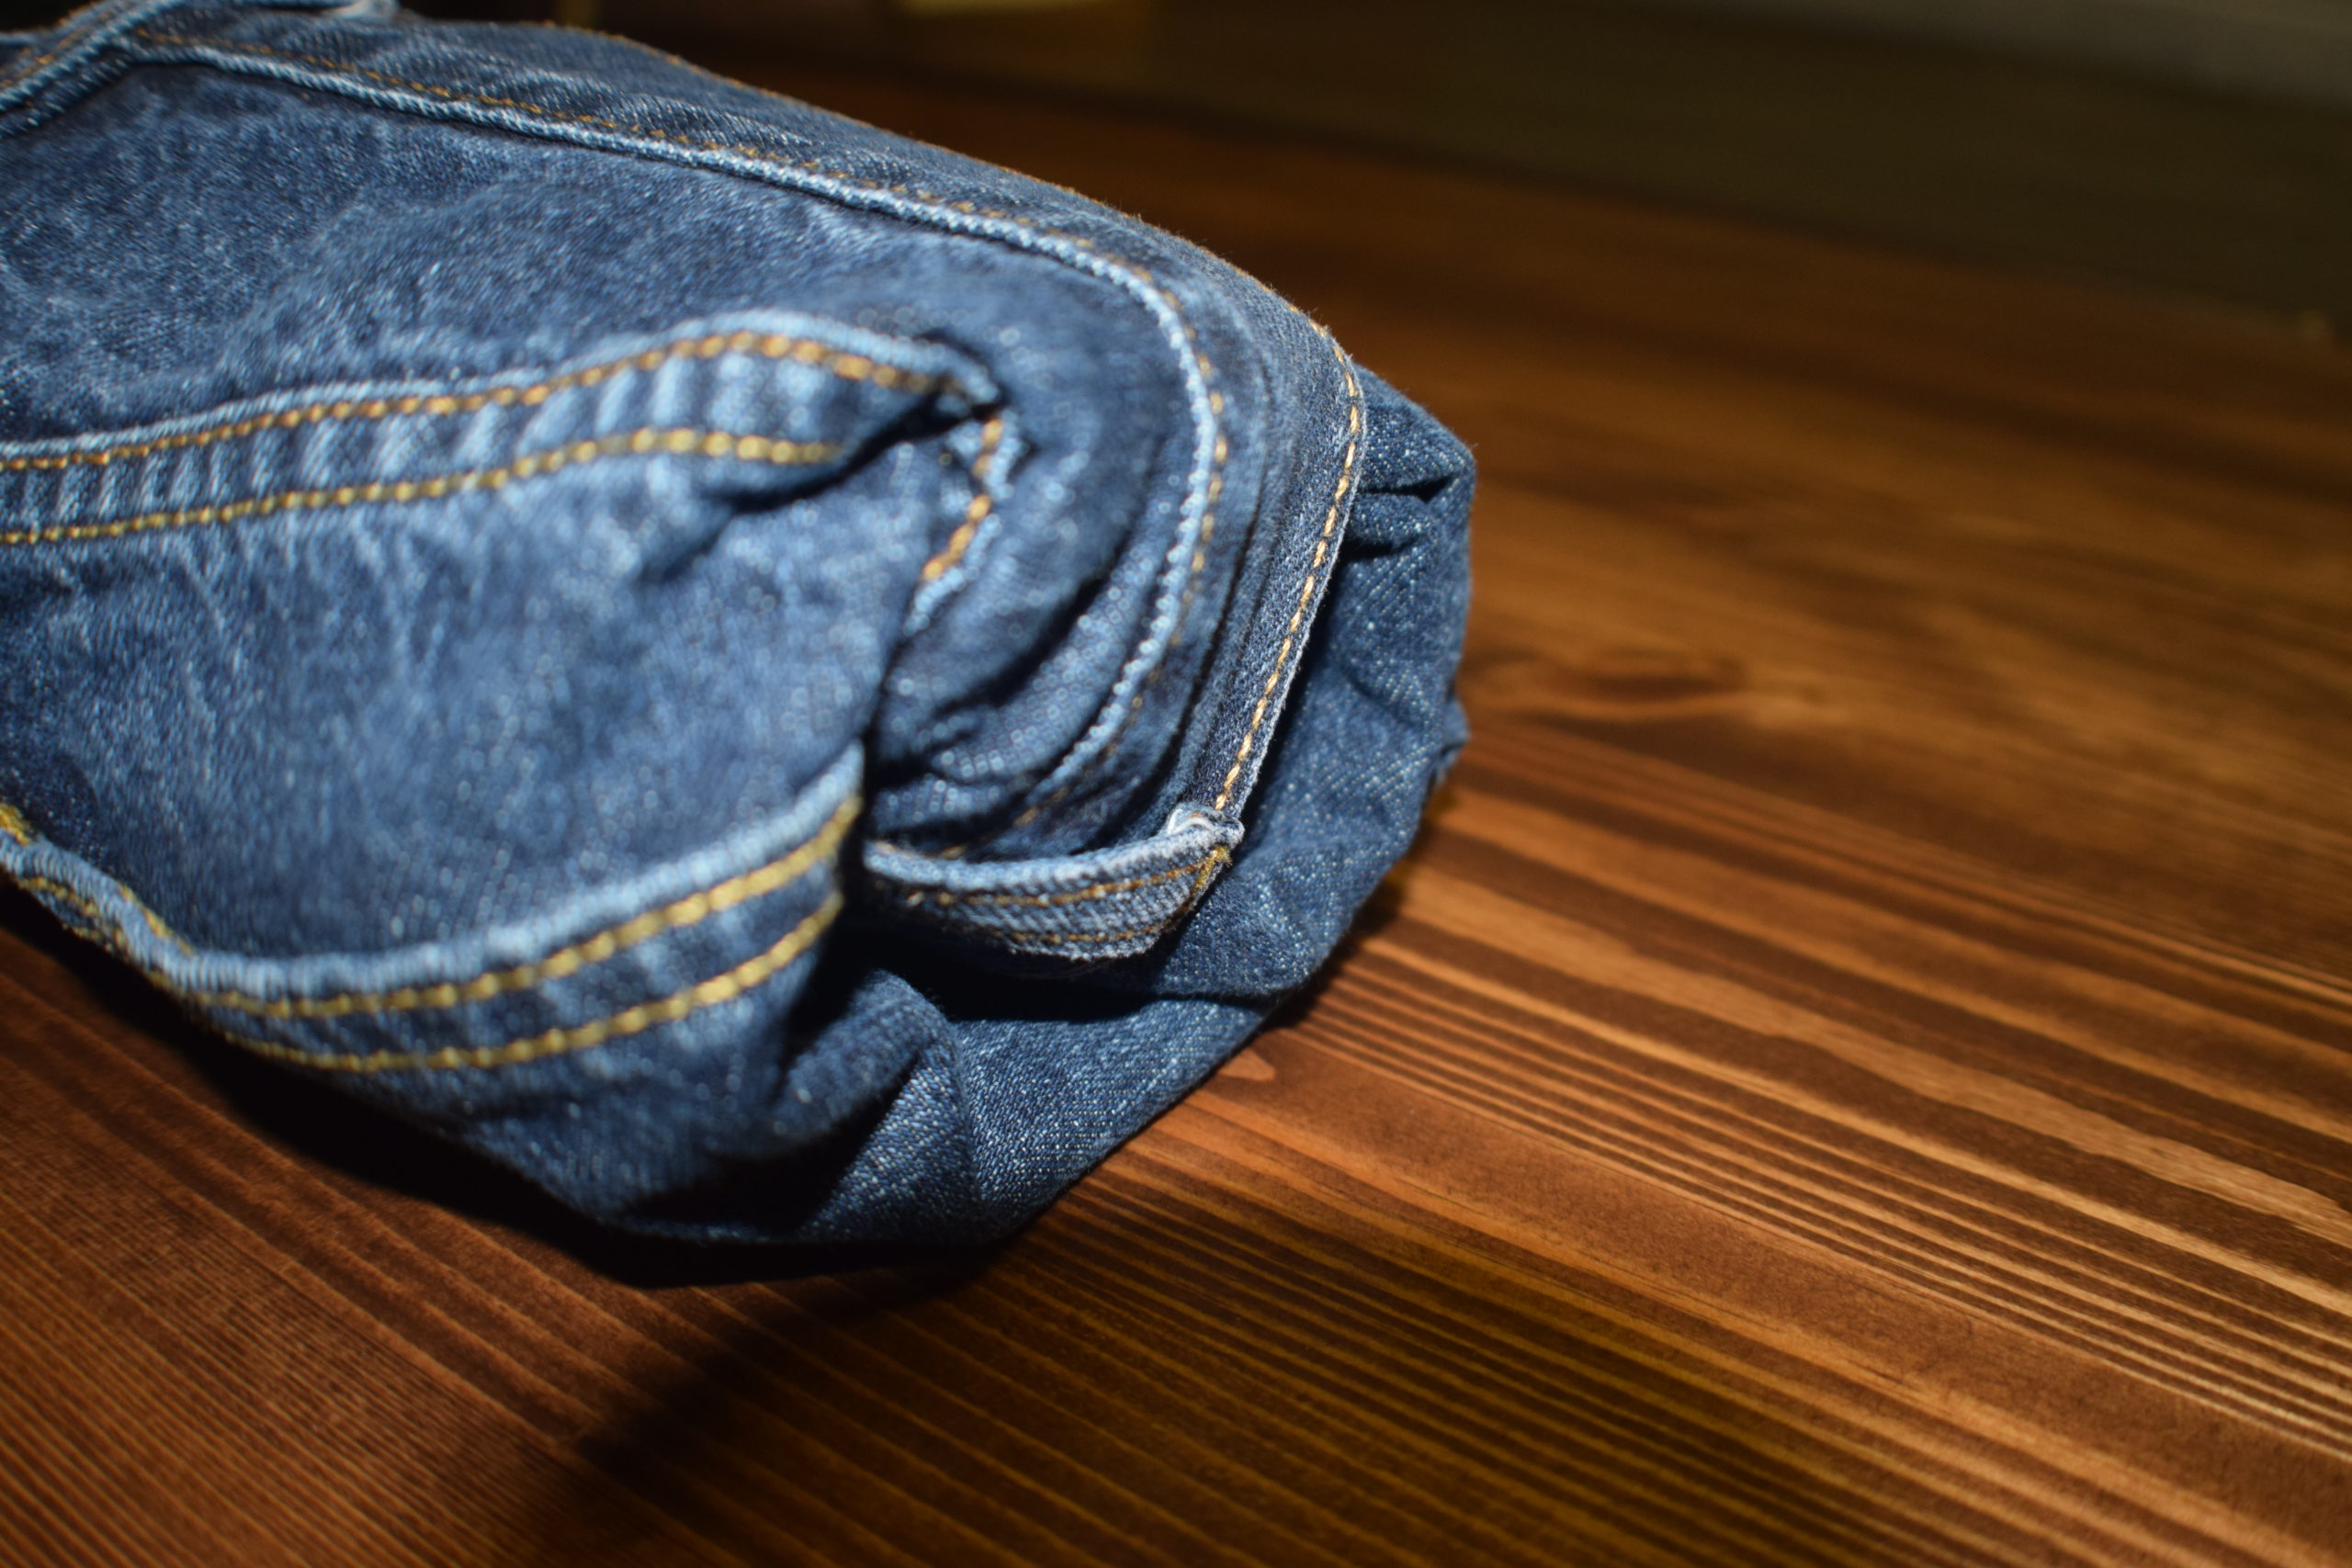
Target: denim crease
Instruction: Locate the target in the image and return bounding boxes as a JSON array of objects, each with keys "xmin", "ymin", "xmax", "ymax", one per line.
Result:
[{"xmin": 0, "ymin": 0, "xmax": 1473, "ymax": 1245}]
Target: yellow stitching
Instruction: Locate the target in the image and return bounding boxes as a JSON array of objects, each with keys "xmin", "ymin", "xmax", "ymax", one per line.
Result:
[
  {"xmin": 220, "ymin": 889, "xmax": 843, "ymax": 1074},
  {"xmin": 0, "ymin": 328, "xmax": 949, "ymax": 475},
  {"xmin": 919, "ymin": 413, "xmax": 1006, "ymax": 584},
  {"xmin": 2, "ymin": 801, "xmax": 195, "ymax": 952},
  {"xmin": 192, "ymin": 792, "xmax": 858, "ymax": 1018},
  {"xmin": 0, "ymin": 427, "xmax": 836, "ymax": 547},
  {"xmin": 10, "ymin": 863, "xmax": 187, "ymax": 949},
  {"xmin": 901, "ymin": 852, "xmax": 1229, "ymax": 951},
  {"xmin": 899, "ymin": 846, "xmax": 1227, "ymax": 910},
  {"xmin": 15, "ymin": 871, "xmax": 117, "ymax": 935},
  {"xmin": 0, "ymin": 10, "xmax": 96, "ymax": 95},
  {"xmin": 0, "ymin": 786, "xmax": 854, "ymax": 1018},
  {"xmin": 1213, "ymin": 348, "xmax": 1360, "ymax": 813},
  {"xmin": 111, "ymin": 882, "xmax": 183, "ymax": 947},
  {"xmin": 0, "ymin": 43, "xmax": 62, "ymax": 96},
  {"xmin": 998, "ymin": 921, "xmax": 1179, "ymax": 948}
]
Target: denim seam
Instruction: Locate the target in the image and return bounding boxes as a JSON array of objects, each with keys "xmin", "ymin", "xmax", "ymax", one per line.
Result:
[
  {"xmin": 0, "ymin": 26, "xmax": 82, "ymax": 92},
  {"xmin": 887, "ymin": 850, "xmax": 1227, "ymax": 951},
  {"xmin": 0, "ymin": 326, "xmax": 962, "ymax": 475},
  {"xmin": 939, "ymin": 417, "xmax": 1234, "ymax": 857},
  {"xmin": 16, "ymin": 871, "xmax": 164, "ymax": 950},
  {"xmin": 0, "ymin": 789, "xmax": 859, "ymax": 1021},
  {"xmin": 218, "ymin": 889, "xmax": 845, "ymax": 1073},
  {"xmin": 1212, "ymin": 343, "xmax": 1362, "ymax": 814},
  {"xmin": 894, "ymin": 845, "xmax": 1228, "ymax": 910},
  {"xmin": 1, "ymin": 426, "xmax": 839, "ymax": 547},
  {"xmin": 894, "ymin": 909, "xmax": 1165, "ymax": 952},
  {"xmin": 0, "ymin": 803, "xmax": 189, "ymax": 950},
  {"xmin": 124, "ymin": 25, "xmax": 1229, "ymax": 834},
  {"xmin": 902, "ymin": 333, "xmax": 1353, "ymax": 876},
  {"xmin": 0, "ymin": 0, "xmax": 190, "ymax": 103},
  {"xmin": 997, "ymin": 920, "xmax": 1186, "ymax": 949},
  {"xmin": 198, "ymin": 792, "xmax": 859, "ymax": 1017},
  {"xmin": 920, "ymin": 412, "xmax": 1006, "ymax": 586}
]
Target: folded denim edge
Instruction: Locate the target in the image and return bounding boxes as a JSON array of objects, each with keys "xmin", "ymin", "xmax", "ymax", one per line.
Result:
[{"xmin": 863, "ymin": 333, "xmax": 1363, "ymax": 963}]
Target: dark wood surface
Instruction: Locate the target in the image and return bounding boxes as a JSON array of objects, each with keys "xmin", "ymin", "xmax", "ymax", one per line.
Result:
[
  {"xmin": 612, "ymin": 0, "xmax": 2352, "ymax": 324},
  {"xmin": 6, "ymin": 63, "xmax": 2352, "ymax": 1568}
]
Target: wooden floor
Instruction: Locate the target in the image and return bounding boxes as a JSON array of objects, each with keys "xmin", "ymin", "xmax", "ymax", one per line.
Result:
[{"xmin": 7, "ymin": 64, "xmax": 2352, "ymax": 1568}]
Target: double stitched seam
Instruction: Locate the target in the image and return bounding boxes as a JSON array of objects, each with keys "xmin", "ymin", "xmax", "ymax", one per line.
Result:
[
  {"xmin": 195, "ymin": 792, "xmax": 860, "ymax": 1019},
  {"xmin": 129, "ymin": 27, "xmax": 1223, "ymax": 839},
  {"xmin": 997, "ymin": 920, "xmax": 1190, "ymax": 949},
  {"xmin": 0, "ymin": 5, "xmax": 113, "ymax": 97},
  {"xmin": 2, "ymin": 427, "xmax": 838, "ymax": 547},
  {"xmin": 1213, "ymin": 342, "xmax": 1361, "ymax": 813},
  {"xmin": 0, "ymin": 790, "xmax": 857, "ymax": 1032},
  {"xmin": 17, "ymin": 872, "xmax": 132, "ymax": 943},
  {"xmin": 895, "ymin": 846, "xmax": 1227, "ymax": 911},
  {"xmin": 937, "ymin": 355, "xmax": 1228, "ymax": 855},
  {"xmin": 0, "ymin": 801, "xmax": 187, "ymax": 950},
  {"xmin": 0, "ymin": 35, "xmax": 69, "ymax": 93},
  {"xmin": 894, "ymin": 849, "xmax": 1229, "ymax": 952},
  {"xmin": 0, "ymin": 327, "xmax": 960, "ymax": 475},
  {"xmin": 220, "ymin": 890, "xmax": 845, "ymax": 1074}
]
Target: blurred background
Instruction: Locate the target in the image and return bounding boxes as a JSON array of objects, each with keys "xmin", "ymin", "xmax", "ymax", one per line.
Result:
[{"xmin": 7, "ymin": 0, "xmax": 2351, "ymax": 327}]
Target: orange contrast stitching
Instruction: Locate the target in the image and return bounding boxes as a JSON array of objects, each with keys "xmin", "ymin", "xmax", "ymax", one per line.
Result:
[
  {"xmin": 0, "ymin": 427, "xmax": 836, "ymax": 547},
  {"xmin": 902, "ymin": 848, "xmax": 1227, "ymax": 951},
  {"xmin": 996, "ymin": 920, "xmax": 1178, "ymax": 948},
  {"xmin": 919, "ymin": 412, "xmax": 1005, "ymax": 584},
  {"xmin": 16, "ymin": 871, "xmax": 119, "ymax": 936},
  {"xmin": 192, "ymin": 792, "xmax": 858, "ymax": 1018},
  {"xmin": 11, "ymin": 867, "xmax": 185, "ymax": 952},
  {"xmin": 222, "ymin": 890, "xmax": 843, "ymax": 1073},
  {"xmin": 1, "ymin": 798, "xmax": 193, "ymax": 950},
  {"xmin": 0, "ymin": 8, "xmax": 97, "ymax": 96},
  {"xmin": 1213, "ymin": 347, "xmax": 1360, "ymax": 813},
  {"xmin": 0, "ymin": 790, "xmax": 855, "ymax": 1021},
  {"xmin": 898, "ymin": 845, "xmax": 1227, "ymax": 911},
  {"xmin": 0, "ymin": 327, "xmax": 951, "ymax": 476}
]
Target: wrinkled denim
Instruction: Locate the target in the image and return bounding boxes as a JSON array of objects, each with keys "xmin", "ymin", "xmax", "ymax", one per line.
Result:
[{"xmin": 0, "ymin": 0, "xmax": 1471, "ymax": 1246}]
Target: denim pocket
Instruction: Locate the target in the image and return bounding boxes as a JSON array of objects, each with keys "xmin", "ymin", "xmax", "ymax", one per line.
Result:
[{"xmin": 0, "ymin": 310, "xmax": 1003, "ymax": 1069}]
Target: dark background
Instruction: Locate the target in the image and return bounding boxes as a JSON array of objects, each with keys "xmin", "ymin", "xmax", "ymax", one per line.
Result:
[{"xmin": 9, "ymin": 0, "xmax": 2352, "ymax": 335}]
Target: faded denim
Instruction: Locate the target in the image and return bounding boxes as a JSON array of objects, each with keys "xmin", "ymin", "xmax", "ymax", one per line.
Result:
[{"xmin": 0, "ymin": 0, "xmax": 1472, "ymax": 1245}]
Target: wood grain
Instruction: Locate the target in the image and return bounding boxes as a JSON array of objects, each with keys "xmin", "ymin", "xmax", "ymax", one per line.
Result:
[{"xmin": 6, "ymin": 62, "xmax": 2352, "ymax": 1567}]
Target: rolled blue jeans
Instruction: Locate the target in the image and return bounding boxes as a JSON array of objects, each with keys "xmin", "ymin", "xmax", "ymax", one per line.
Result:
[{"xmin": 0, "ymin": 0, "xmax": 1472, "ymax": 1246}]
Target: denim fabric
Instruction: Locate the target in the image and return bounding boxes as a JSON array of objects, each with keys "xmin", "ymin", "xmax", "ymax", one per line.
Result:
[{"xmin": 0, "ymin": 0, "xmax": 1472, "ymax": 1245}]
